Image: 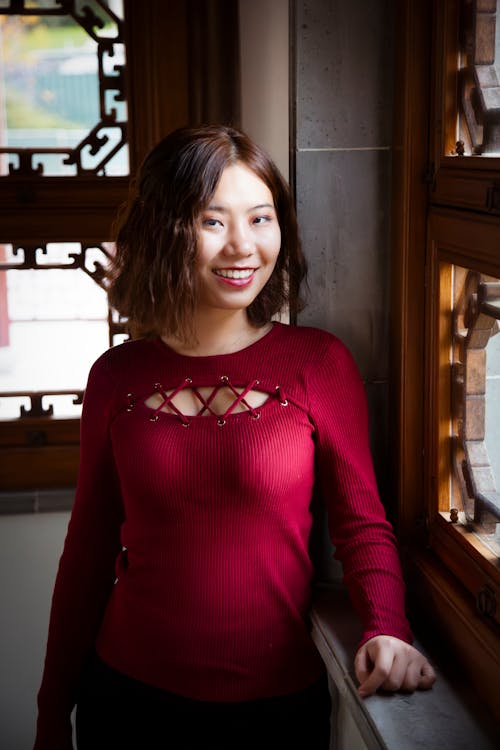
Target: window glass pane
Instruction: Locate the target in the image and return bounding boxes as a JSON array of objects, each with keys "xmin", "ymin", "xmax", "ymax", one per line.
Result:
[
  {"xmin": 447, "ymin": 264, "xmax": 500, "ymax": 557},
  {"xmin": 496, "ymin": 0, "xmax": 500, "ymax": 81},
  {"xmin": 485, "ymin": 312, "xmax": 500, "ymax": 484},
  {"xmin": 457, "ymin": 0, "xmax": 500, "ymax": 156},
  {"xmin": 0, "ymin": 242, "xmax": 124, "ymax": 419},
  {"xmin": 25, "ymin": 2, "xmax": 64, "ymax": 9},
  {"xmin": 0, "ymin": 0, "xmax": 128, "ymax": 176}
]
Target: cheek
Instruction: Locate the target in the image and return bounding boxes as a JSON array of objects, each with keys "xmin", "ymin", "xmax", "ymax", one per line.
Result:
[
  {"xmin": 264, "ymin": 227, "xmax": 281, "ymax": 262},
  {"xmin": 263, "ymin": 245, "xmax": 281, "ymax": 283},
  {"xmin": 196, "ymin": 236, "xmax": 219, "ymax": 267}
]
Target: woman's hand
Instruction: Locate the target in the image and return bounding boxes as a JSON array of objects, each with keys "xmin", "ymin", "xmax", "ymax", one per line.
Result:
[{"xmin": 354, "ymin": 635, "xmax": 436, "ymax": 698}]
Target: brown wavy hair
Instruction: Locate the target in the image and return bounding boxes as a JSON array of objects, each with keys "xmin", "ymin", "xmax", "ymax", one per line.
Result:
[{"xmin": 107, "ymin": 124, "xmax": 307, "ymax": 342}]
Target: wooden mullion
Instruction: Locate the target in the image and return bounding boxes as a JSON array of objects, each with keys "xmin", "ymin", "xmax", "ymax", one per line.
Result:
[{"xmin": 390, "ymin": 0, "xmax": 432, "ymax": 537}]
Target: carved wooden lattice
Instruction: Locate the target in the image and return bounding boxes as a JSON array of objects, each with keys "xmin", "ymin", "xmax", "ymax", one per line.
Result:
[
  {"xmin": 452, "ymin": 269, "xmax": 500, "ymax": 532},
  {"xmin": 1, "ymin": 241, "xmax": 112, "ymax": 285},
  {"xmin": 0, "ymin": 0, "xmax": 127, "ymax": 176},
  {"xmin": 0, "ymin": 241, "xmax": 128, "ymax": 419}
]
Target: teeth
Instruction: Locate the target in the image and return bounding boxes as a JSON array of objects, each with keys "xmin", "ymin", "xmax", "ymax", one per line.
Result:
[{"xmin": 214, "ymin": 268, "xmax": 254, "ymax": 279}]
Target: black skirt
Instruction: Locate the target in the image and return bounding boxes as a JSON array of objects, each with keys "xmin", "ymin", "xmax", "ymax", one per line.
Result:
[{"xmin": 75, "ymin": 653, "xmax": 331, "ymax": 750}]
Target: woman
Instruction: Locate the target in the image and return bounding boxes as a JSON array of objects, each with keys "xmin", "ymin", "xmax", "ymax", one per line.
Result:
[{"xmin": 34, "ymin": 125, "xmax": 435, "ymax": 750}]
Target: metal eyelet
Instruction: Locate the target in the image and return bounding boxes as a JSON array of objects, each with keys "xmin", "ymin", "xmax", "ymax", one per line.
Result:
[
  {"xmin": 220, "ymin": 375, "xmax": 229, "ymax": 383},
  {"xmin": 181, "ymin": 421, "xmax": 190, "ymax": 428},
  {"xmin": 149, "ymin": 414, "xmax": 159, "ymax": 422},
  {"xmin": 185, "ymin": 377, "xmax": 193, "ymax": 384},
  {"xmin": 154, "ymin": 383, "xmax": 162, "ymax": 390},
  {"xmin": 251, "ymin": 411, "xmax": 261, "ymax": 420},
  {"xmin": 275, "ymin": 386, "xmax": 288, "ymax": 406},
  {"xmin": 217, "ymin": 418, "xmax": 226, "ymax": 427}
]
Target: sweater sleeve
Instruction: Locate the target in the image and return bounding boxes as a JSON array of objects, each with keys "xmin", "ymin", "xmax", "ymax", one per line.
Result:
[
  {"xmin": 34, "ymin": 356, "xmax": 124, "ymax": 750},
  {"xmin": 308, "ymin": 338, "xmax": 413, "ymax": 648}
]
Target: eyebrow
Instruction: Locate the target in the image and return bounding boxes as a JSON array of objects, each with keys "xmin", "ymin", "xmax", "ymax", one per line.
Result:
[{"xmin": 205, "ymin": 203, "xmax": 276, "ymax": 212}]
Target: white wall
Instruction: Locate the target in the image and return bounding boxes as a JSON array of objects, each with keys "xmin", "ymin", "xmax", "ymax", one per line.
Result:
[
  {"xmin": 239, "ymin": 0, "xmax": 289, "ymax": 180},
  {"xmin": 0, "ymin": 512, "xmax": 69, "ymax": 749}
]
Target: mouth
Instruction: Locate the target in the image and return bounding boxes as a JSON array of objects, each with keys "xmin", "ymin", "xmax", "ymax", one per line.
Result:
[
  {"xmin": 213, "ymin": 268, "xmax": 255, "ymax": 280},
  {"xmin": 212, "ymin": 267, "xmax": 257, "ymax": 287}
]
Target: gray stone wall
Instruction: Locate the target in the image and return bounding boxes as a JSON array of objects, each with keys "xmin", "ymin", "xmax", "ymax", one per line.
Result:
[{"xmin": 292, "ymin": 0, "xmax": 395, "ymax": 577}]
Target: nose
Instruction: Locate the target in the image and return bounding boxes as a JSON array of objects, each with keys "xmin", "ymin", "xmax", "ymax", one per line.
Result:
[{"xmin": 224, "ymin": 220, "xmax": 253, "ymax": 256}]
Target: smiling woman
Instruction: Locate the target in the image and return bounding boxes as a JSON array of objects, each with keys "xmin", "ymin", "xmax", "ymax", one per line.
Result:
[
  {"xmin": 107, "ymin": 125, "xmax": 306, "ymax": 347},
  {"xmin": 34, "ymin": 125, "xmax": 435, "ymax": 750}
]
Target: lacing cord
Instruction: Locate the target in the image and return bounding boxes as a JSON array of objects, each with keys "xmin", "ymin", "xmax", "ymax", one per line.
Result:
[
  {"xmin": 206, "ymin": 377, "xmax": 261, "ymax": 425},
  {"xmin": 150, "ymin": 379, "xmax": 192, "ymax": 427},
  {"xmin": 128, "ymin": 377, "xmax": 290, "ymax": 427}
]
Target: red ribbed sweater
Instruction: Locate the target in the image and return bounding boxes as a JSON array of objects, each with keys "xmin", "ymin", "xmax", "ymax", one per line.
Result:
[{"xmin": 35, "ymin": 322, "xmax": 412, "ymax": 748}]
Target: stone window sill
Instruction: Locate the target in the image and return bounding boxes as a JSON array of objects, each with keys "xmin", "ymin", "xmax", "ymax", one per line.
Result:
[{"xmin": 310, "ymin": 584, "xmax": 498, "ymax": 750}]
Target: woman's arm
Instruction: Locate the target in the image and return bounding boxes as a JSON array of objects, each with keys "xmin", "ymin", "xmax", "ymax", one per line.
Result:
[
  {"xmin": 34, "ymin": 356, "xmax": 124, "ymax": 749},
  {"xmin": 308, "ymin": 337, "xmax": 435, "ymax": 694}
]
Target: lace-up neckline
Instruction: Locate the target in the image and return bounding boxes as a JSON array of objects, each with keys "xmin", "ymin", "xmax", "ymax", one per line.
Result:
[{"xmin": 126, "ymin": 376, "xmax": 290, "ymax": 428}]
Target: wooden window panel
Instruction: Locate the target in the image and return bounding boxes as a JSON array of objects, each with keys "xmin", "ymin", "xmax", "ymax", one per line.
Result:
[
  {"xmin": 0, "ymin": 2, "xmax": 129, "ymax": 178},
  {"xmin": 0, "ymin": 415, "xmax": 81, "ymax": 490},
  {"xmin": 429, "ymin": 1, "xmax": 500, "ymax": 600},
  {"xmin": 0, "ymin": 1, "xmax": 241, "ymax": 493},
  {"xmin": 425, "ymin": 210, "xmax": 500, "ymax": 627},
  {"xmin": 0, "ymin": 2, "xmax": 131, "ymax": 491},
  {"xmin": 0, "ymin": 241, "xmax": 127, "ymax": 490},
  {"xmin": 449, "ymin": 268, "xmax": 500, "ymax": 552},
  {"xmin": 431, "ymin": 0, "xmax": 500, "ymax": 213},
  {"xmin": 392, "ymin": 0, "xmax": 500, "ymax": 721}
]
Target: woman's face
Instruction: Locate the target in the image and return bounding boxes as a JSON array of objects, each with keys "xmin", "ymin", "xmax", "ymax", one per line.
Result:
[{"xmin": 195, "ymin": 162, "xmax": 281, "ymax": 316}]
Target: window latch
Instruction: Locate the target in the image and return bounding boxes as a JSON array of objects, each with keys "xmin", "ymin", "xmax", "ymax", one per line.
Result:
[
  {"xmin": 485, "ymin": 182, "xmax": 500, "ymax": 212},
  {"xmin": 476, "ymin": 584, "xmax": 496, "ymax": 618}
]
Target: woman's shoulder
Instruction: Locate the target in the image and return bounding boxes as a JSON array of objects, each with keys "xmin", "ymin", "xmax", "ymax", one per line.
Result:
[
  {"xmin": 273, "ymin": 322, "xmax": 352, "ymax": 363},
  {"xmin": 271, "ymin": 323, "xmax": 362, "ymax": 398},
  {"xmin": 88, "ymin": 337, "xmax": 159, "ymax": 380}
]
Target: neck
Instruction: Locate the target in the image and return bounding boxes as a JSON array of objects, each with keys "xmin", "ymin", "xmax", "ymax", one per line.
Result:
[{"xmin": 162, "ymin": 309, "xmax": 272, "ymax": 356}]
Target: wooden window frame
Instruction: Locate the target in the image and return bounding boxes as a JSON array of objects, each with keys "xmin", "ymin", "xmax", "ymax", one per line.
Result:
[
  {"xmin": 425, "ymin": 211, "xmax": 500, "ymax": 610},
  {"xmin": 392, "ymin": 0, "xmax": 500, "ymax": 722},
  {"xmin": 431, "ymin": 0, "xmax": 500, "ymax": 210}
]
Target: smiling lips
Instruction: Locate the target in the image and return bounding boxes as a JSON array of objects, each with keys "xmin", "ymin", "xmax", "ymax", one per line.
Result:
[{"xmin": 212, "ymin": 268, "xmax": 256, "ymax": 286}]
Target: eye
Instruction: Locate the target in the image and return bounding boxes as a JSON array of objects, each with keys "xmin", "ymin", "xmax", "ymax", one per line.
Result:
[
  {"xmin": 252, "ymin": 215, "xmax": 273, "ymax": 225},
  {"xmin": 202, "ymin": 217, "xmax": 223, "ymax": 228}
]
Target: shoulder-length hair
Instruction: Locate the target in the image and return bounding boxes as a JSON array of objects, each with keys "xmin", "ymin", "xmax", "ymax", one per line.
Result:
[{"xmin": 107, "ymin": 124, "xmax": 307, "ymax": 342}]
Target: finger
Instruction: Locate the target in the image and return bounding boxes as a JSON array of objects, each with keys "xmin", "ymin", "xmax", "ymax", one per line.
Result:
[
  {"xmin": 394, "ymin": 656, "xmax": 437, "ymax": 693},
  {"xmin": 357, "ymin": 648, "xmax": 395, "ymax": 697},
  {"xmin": 354, "ymin": 646, "xmax": 372, "ymax": 685},
  {"xmin": 418, "ymin": 659, "xmax": 437, "ymax": 689},
  {"xmin": 399, "ymin": 657, "xmax": 423, "ymax": 692},
  {"xmin": 381, "ymin": 651, "xmax": 408, "ymax": 692}
]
